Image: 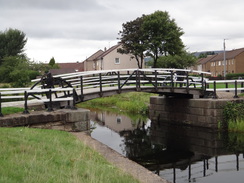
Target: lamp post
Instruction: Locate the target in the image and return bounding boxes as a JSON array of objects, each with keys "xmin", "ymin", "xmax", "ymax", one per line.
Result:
[{"xmin": 223, "ymin": 39, "xmax": 226, "ymax": 79}]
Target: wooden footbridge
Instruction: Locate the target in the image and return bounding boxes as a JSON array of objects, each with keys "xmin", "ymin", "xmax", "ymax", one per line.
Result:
[{"xmin": 1, "ymin": 68, "xmax": 244, "ymax": 115}]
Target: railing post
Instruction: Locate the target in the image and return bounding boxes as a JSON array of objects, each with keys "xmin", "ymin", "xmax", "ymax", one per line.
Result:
[
  {"xmin": 186, "ymin": 72, "xmax": 189, "ymax": 93},
  {"xmin": 136, "ymin": 69, "xmax": 141, "ymax": 91},
  {"xmin": 241, "ymin": 82, "xmax": 244, "ymax": 93},
  {"xmin": 0, "ymin": 93, "xmax": 3, "ymax": 117},
  {"xmin": 80, "ymin": 76, "xmax": 84, "ymax": 101},
  {"xmin": 71, "ymin": 88, "xmax": 77, "ymax": 110},
  {"xmin": 65, "ymin": 91, "xmax": 71, "ymax": 109},
  {"xmin": 201, "ymin": 73, "xmax": 204, "ymax": 90},
  {"xmin": 23, "ymin": 91, "xmax": 29, "ymax": 114},
  {"xmin": 47, "ymin": 89, "xmax": 54, "ymax": 112},
  {"xmin": 213, "ymin": 81, "xmax": 217, "ymax": 99},
  {"xmin": 155, "ymin": 70, "xmax": 158, "ymax": 91},
  {"xmin": 170, "ymin": 71, "xmax": 174, "ymax": 91},
  {"xmin": 234, "ymin": 80, "xmax": 239, "ymax": 98},
  {"xmin": 99, "ymin": 73, "xmax": 103, "ymax": 96},
  {"xmin": 117, "ymin": 71, "xmax": 121, "ymax": 94}
]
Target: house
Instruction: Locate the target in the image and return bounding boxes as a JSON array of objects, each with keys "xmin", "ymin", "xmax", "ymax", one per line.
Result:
[
  {"xmin": 50, "ymin": 62, "xmax": 84, "ymax": 75},
  {"xmin": 209, "ymin": 48, "xmax": 244, "ymax": 76},
  {"xmin": 196, "ymin": 47, "xmax": 244, "ymax": 76},
  {"xmin": 195, "ymin": 55, "xmax": 217, "ymax": 72},
  {"xmin": 83, "ymin": 43, "xmax": 141, "ymax": 71}
]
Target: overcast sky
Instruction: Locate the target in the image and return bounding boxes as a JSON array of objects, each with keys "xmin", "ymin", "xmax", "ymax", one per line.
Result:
[{"xmin": 1, "ymin": 0, "xmax": 244, "ymax": 63}]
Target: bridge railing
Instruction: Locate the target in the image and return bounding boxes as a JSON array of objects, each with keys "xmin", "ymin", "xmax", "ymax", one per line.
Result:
[
  {"xmin": 205, "ymin": 79, "xmax": 244, "ymax": 98},
  {"xmin": 0, "ymin": 87, "xmax": 75, "ymax": 117},
  {"xmin": 32, "ymin": 68, "xmax": 210, "ymax": 101}
]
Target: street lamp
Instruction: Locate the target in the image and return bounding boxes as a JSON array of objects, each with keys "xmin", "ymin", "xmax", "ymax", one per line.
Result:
[{"xmin": 223, "ymin": 39, "xmax": 227, "ymax": 79}]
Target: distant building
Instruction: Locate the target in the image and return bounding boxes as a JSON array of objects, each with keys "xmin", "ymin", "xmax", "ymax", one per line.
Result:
[
  {"xmin": 50, "ymin": 62, "xmax": 84, "ymax": 75},
  {"xmin": 196, "ymin": 47, "xmax": 244, "ymax": 76},
  {"xmin": 83, "ymin": 43, "xmax": 141, "ymax": 71}
]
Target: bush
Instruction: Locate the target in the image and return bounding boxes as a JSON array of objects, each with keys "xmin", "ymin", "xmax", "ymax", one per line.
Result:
[{"xmin": 226, "ymin": 73, "xmax": 244, "ymax": 80}]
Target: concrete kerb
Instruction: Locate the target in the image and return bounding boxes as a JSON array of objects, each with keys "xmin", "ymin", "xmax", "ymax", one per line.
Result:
[{"xmin": 72, "ymin": 132, "xmax": 169, "ymax": 183}]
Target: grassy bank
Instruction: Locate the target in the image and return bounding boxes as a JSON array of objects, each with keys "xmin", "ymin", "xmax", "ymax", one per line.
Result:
[
  {"xmin": 77, "ymin": 92, "xmax": 156, "ymax": 116},
  {"xmin": 223, "ymin": 101, "xmax": 244, "ymax": 132},
  {"xmin": 0, "ymin": 127, "xmax": 139, "ymax": 183},
  {"xmin": 1, "ymin": 107, "xmax": 24, "ymax": 115}
]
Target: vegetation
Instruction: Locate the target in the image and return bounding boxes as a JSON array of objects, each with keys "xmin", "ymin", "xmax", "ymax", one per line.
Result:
[
  {"xmin": 150, "ymin": 51, "xmax": 197, "ymax": 68},
  {"xmin": 118, "ymin": 10, "xmax": 186, "ymax": 68},
  {"xmin": 1, "ymin": 107, "xmax": 24, "ymax": 115},
  {"xmin": 226, "ymin": 73, "xmax": 244, "ymax": 80},
  {"xmin": 0, "ymin": 127, "xmax": 139, "ymax": 183},
  {"xmin": 222, "ymin": 101, "xmax": 244, "ymax": 132},
  {"xmin": 0, "ymin": 28, "xmax": 27, "ymax": 65},
  {"xmin": 78, "ymin": 92, "xmax": 156, "ymax": 118}
]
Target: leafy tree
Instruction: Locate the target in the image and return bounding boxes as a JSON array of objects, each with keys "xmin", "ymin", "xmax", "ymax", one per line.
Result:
[
  {"xmin": 142, "ymin": 11, "xmax": 185, "ymax": 67},
  {"xmin": 150, "ymin": 51, "xmax": 197, "ymax": 69},
  {"xmin": 0, "ymin": 28, "xmax": 27, "ymax": 65},
  {"xmin": 118, "ymin": 11, "xmax": 185, "ymax": 68},
  {"xmin": 0, "ymin": 56, "xmax": 39, "ymax": 87},
  {"xmin": 118, "ymin": 16, "xmax": 147, "ymax": 68},
  {"xmin": 49, "ymin": 57, "xmax": 59, "ymax": 69}
]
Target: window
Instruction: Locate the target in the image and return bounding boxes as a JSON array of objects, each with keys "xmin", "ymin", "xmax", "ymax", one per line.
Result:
[
  {"xmin": 115, "ymin": 58, "xmax": 120, "ymax": 64},
  {"xmin": 219, "ymin": 61, "xmax": 221, "ymax": 66}
]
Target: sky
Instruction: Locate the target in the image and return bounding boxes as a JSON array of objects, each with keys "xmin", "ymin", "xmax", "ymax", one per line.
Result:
[{"xmin": 1, "ymin": 0, "xmax": 244, "ymax": 63}]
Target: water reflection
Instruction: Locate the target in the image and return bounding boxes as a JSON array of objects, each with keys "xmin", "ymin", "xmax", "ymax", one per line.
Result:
[{"xmin": 90, "ymin": 110, "xmax": 244, "ymax": 183}]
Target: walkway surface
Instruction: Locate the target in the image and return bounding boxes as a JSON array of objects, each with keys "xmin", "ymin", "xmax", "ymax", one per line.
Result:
[{"xmin": 72, "ymin": 132, "xmax": 169, "ymax": 183}]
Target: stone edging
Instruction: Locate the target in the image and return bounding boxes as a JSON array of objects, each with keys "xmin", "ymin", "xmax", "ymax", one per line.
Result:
[{"xmin": 72, "ymin": 132, "xmax": 169, "ymax": 183}]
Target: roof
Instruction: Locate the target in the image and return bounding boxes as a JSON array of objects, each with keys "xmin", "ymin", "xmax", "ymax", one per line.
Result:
[
  {"xmin": 210, "ymin": 47, "xmax": 244, "ymax": 62},
  {"xmin": 85, "ymin": 43, "xmax": 122, "ymax": 61},
  {"xmin": 86, "ymin": 50, "xmax": 104, "ymax": 61},
  {"xmin": 97, "ymin": 43, "xmax": 122, "ymax": 60},
  {"xmin": 58, "ymin": 62, "xmax": 84, "ymax": 70},
  {"xmin": 197, "ymin": 55, "xmax": 217, "ymax": 65}
]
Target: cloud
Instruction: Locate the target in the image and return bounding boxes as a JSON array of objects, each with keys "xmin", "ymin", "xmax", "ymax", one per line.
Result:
[{"xmin": 1, "ymin": 0, "xmax": 244, "ymax": 62}]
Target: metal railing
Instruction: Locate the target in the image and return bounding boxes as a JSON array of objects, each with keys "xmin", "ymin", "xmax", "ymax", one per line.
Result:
[
  {"xmin": 205, "ymin": 79, "xmax": 244, "ymax": 98},
  {"xmin": 0, "ymin": 87, "xmax": 75, "ymax": 117},
  {"xmin": 31, "ymin": 68, "xmax": 210, "ymax": 101}
]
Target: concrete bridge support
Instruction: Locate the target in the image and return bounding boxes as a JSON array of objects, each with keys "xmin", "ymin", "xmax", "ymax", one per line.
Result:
[{"xmin": 149, "ymin": 96, "xmax": 242, "ymax": 129}]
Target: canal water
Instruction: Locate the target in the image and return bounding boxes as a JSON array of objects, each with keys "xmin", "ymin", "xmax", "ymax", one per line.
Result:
[{"xmin": 90, "ymin": 110, "xmax": 244, "ymax": 183}]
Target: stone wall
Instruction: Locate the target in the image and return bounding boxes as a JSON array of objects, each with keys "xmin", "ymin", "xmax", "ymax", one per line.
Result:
[
  {"xmin": 149, "ymin": 96, "xmax": 242, "ymax": 128},
  {"xmin": 0, "ymin": 108, "xmax": 90, "ymax": 132}
]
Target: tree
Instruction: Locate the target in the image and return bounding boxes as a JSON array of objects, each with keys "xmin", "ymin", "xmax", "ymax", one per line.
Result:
[
  {"xmin": 118, "ymin": 11, "xmax": 185, "ymax": 68},
  {"xmin": 153, "ymin": 51, "xmax": 197, "ymax": 69},
  {"xmin": 0, "ymin": 28, "xmax": 27, "ymax": 65},
  {"xmin": 118, "ymin": 16, "xmax": 147, "ymax": 68},
  {"xmin": 142, "ymin": 11, "xmax": 185, "ymax": 67},
  {"xmin": 49, "ymin": 57, "xmax": 59, "ymax": 69}
]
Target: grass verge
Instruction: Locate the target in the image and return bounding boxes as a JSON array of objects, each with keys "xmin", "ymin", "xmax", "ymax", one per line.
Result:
[
  {"xmin": 1, "ymin": 107, "xmax": 24, "ymax": 115},
  {"xmin": 0, "ymin": 127, "xmax": 139, "ymax": 183},
  {"xmin": 77, "ymin": 92, "xmax": 157, "ymax": 116}
]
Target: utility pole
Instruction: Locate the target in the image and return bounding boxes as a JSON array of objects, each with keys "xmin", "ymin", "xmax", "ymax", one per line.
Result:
[{"xmin": 223, "ymin": 39, "xmax": 226, "ymax": 79}]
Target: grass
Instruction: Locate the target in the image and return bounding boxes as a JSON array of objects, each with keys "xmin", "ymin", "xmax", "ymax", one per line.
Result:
[
  {"xmin": 0, "ymin": 127, "xmax": 139, "ymax": 183},
  {"xmin": 228, "ymin": 119, "xmax": 244, "ymax": 132},
  {"xmin": 1, "ymin": 107, "xmax": 24, "ymax": 115},
  {"xmin": 78, "ymin": 92, "xmax": 157, "ymax": 116}
]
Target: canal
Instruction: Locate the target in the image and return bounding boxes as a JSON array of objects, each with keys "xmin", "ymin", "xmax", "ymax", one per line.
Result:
[{"xmin": 90, "ymin": 110, "xmax": 244, "ymax": 183}]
